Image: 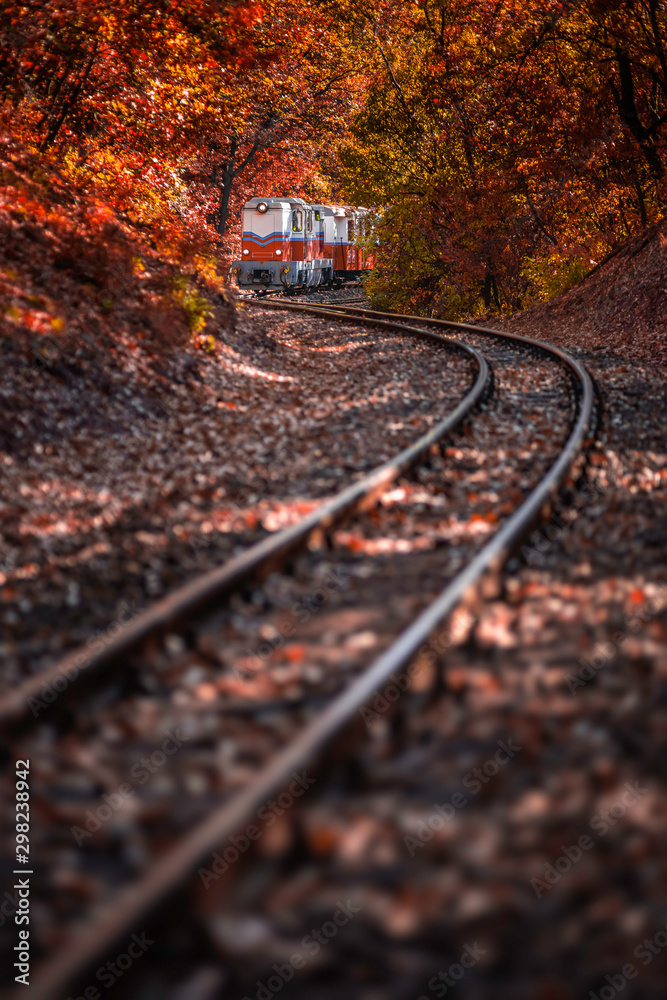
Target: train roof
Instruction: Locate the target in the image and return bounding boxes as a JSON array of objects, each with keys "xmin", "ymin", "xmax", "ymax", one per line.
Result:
[
  {"xmin": 244, "ymin": 197, "xmax": 369, "ymax": 217},
  {"xmin": 243, "ymin": 196, "xmax": 293, "ymax": 211}
]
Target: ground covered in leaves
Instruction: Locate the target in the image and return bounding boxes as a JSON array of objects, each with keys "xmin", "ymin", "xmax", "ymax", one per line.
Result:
[
  {"xmin": 217, "ymin": 356, "xmax": 667, "ymax": 1000},
  {"xmin": 0, "ymin": 294, "xmax": 477, "ymax": 690},
  {"xmin": 164, "ymin": 300, "xmax": 666, "ymax": 1000},
  {"xmin": 2, "ymin": 138, "xmax": 667, "ymax": 999},
  {"xmin": 1, "ymin": 328, "xmax": 576, "ymax": 991}
]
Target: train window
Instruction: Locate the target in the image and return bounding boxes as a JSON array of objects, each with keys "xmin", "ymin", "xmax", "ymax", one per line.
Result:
[
  {"xmin": 292, "ymin": 210, "xmax": 303, "ymax": 232},
  {"xmin": 315, "ymin": 210, "xmax": 321, "ymax": 221},
  {"xmin": 307, "ymin": 210, "xmax": 313, "ymax": 231},
  {"xmin": 347, "ymin": 220, "xmax": 354, "ymax": 241}
]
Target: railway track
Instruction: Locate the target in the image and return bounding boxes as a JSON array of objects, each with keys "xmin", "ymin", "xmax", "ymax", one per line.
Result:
[
  {"xmin": 2, "ymin": 302, "xmax": 594, "ymax": 1000},
  {"xmin": 236, "ymin": 286, "xmax": 368, "ymax": 306}
]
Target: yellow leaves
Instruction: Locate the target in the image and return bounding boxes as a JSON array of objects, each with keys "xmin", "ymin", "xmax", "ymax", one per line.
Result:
[
  {"xmin": 520, "ymin": 255, "xmax": 589, "ymax": 302},
  {"xmin": 171, "ymin": 277, "xmax": 213, "ymax": 334},
  {"xmin": 194, "ymin": 333, "xmax": 216, "ymax": 352},
  {"xmin": 336, "ymin": 0, "xmax": 665, "ymax": 316}
]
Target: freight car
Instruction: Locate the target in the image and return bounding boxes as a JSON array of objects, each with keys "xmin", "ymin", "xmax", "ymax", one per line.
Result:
[{"xmin": 230, "ymin": 196, "xmax": 373, "ymax": 293}]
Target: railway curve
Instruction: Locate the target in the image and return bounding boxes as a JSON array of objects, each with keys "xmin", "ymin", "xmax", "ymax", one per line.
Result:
[{"xmin": 4, "ymin": 302, "xmax": 594, "ymax": 1000}]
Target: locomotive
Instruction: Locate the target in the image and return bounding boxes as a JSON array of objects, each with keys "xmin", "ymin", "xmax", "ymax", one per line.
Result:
[{"xmin": 230, "ymin": 196, "xmax": 373, "ymax": 293}]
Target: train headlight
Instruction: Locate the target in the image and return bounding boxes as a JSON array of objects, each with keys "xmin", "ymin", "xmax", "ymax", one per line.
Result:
[
  {"xmin": 257, "ymin": 202, "xmax": 268, "ymax": 214},
  {"xmin": 275, "ymin": 248, "xmax": 282, "ymax": 256},
  {"xmin": 242, "ymin": 249, "xmax": 249, "ymax": 256}
]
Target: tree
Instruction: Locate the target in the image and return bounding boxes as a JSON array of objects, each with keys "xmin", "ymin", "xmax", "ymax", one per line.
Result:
[
  {"xmin": 331, "ymin": 0, "xmax": 667, "ymax": 316},
  {"xmin": 0, "ymin": 0, "xmax": 363, "ymax": 263}
]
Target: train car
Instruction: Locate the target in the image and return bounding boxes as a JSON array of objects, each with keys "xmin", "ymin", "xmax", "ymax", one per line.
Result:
[
  {"xmin": 316, "ymin": 204, "xmax": 371, "ymax": 278},
  {"xmin": 231, "ymin": 197, "xmax": 374, "ymax": 293}
]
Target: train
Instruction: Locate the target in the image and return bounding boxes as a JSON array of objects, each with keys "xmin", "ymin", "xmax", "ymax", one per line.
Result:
[{"xmin": 230, "ymin": 196, "xmax": 374, "ymax": 293}]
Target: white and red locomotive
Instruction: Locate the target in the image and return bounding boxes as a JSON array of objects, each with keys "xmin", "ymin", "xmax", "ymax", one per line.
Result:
[{"xmin": 231, "ymin": 196, "xmax": 373, "ymax": 293}]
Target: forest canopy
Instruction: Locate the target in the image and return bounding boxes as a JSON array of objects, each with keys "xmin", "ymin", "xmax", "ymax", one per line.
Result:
[{"xmin": 2, "ymin": 0, "xmax": 667, "ymax": 317}]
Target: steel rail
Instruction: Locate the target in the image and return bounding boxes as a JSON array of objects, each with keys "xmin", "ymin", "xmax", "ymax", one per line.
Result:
[
  {"xmin": 0, "ymin": 322, "xmax": 486, "ymax": 731},
  {"xmin": 20, "ymin": 304, "xmax": 593, "ymax": 1000},
  {"xmin": 236, "ymin": 286, "xmax": 366, "ymax": 302},
  {"xmin": 242, "ymin": 296, "xmax": 589, "ymax": 370}
]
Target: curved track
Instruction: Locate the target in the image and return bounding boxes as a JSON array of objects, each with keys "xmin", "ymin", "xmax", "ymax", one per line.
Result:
[
  {"xmin": 4, "ymin": 302, "xmax": 594, "ymax": 1000},
  {"xmin": 0, "ymin": 320, "xmax": 484, "ymax": 731}
]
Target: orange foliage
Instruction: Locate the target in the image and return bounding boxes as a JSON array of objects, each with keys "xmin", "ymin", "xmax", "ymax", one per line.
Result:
[
  {"xmin": 0, "ymin": 128, "xmax": 230, "ymax": 360},
  {"xmin": 0, "ymin": 0, "xmax": 361, "ymax": 273},
  {"xmin": 334, "ymin": 0, "xmax": 667, "ymax": 317}
]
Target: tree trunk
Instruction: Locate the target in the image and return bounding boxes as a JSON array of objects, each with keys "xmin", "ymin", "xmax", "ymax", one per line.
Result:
[
  {"xmin": 634, "ymin": 175, "xmax": 648, "ymax": 227},
  {"xmin": 41, "ymin": 43, "xmax": 97, "ymax": 149},
  {"xmin": 213, "ymin": 119, "xmax": 277, "ymax": 237},
  {"xmin": 216, "ymin": 136, "xmax": 237, "ymax": 237},
  {"xmin": 611, "ymin": 50, "xmax": 664, "ymax": 179},
  {"xmin": 523, "ymin": 183, "xmax": 558, "ymax": 245},
  {"xmin": 483, "ymin": 271, "xmax": 500, "ymax": 310}
]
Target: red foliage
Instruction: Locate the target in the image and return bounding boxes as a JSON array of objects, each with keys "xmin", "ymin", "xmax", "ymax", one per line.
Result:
[
  {"xmin": 0, "ymin": 128, "xmax": 231, "ymax": 362},
  {"xmin": 0, "ymin": 0, "xmax": 357, "ymax": 270}
]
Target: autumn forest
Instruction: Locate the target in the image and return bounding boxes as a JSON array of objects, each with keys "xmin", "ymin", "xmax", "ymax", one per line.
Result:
[
  {"xmin": 3, "ymin": 0, "xmax": 667, "ymax": 319},
  {"xmin": 3, "ymin": 4, "xmax": 667, "ymax": 999}
]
